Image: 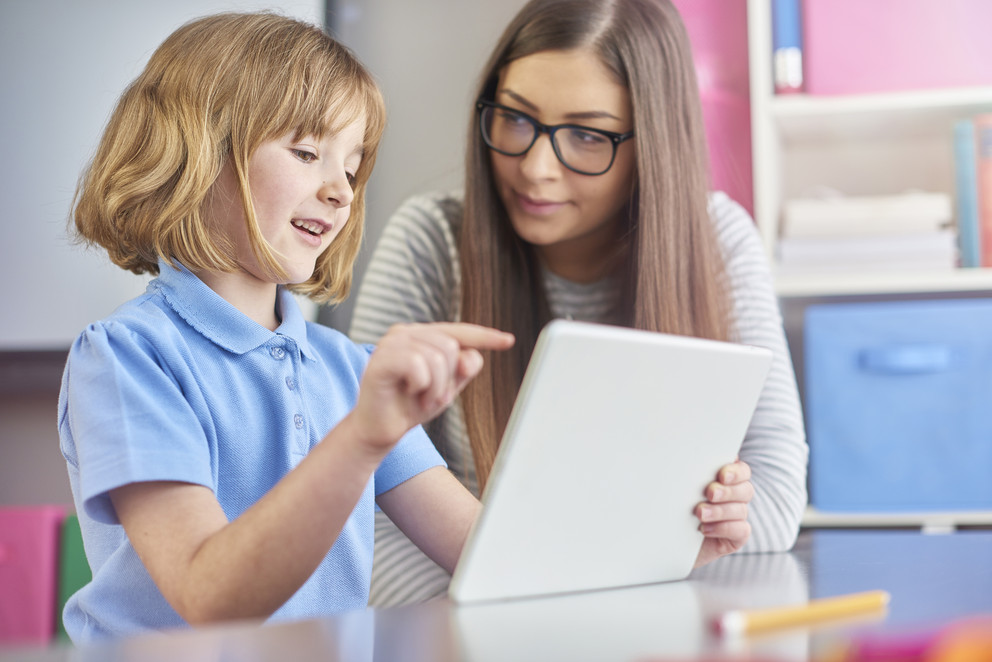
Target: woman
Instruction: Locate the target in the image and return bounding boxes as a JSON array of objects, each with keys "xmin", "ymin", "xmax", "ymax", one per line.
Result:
[{"xmin": 350, "ymin": 0, "xmax": 807, "ymax": 606}]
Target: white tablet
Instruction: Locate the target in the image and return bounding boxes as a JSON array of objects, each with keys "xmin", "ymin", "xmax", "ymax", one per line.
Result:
[{"xmin": 449, "ymin": 320, "xmax": 772, "ymax": 604}]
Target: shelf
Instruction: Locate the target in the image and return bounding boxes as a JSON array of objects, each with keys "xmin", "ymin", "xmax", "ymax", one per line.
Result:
[
  {"xmin": 771, "ymin": 87, "xmax": 992, "ymax": 145},
  {"xmin": 774, "ymin": 268, "xmax": 992, "ymax": 298},
  {"xmin": 0, "ymin": 349, "xmax": 69, "ymax": 396},
  {"xmin": 802, "ymin": 506, "xmax": 992, "ymax": 532}
]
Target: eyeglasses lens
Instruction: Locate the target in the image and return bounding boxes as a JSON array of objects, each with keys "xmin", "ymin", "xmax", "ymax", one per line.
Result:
[{"xmin": 480, "ymin": 105, "xmax": 614, "ymax": 175}]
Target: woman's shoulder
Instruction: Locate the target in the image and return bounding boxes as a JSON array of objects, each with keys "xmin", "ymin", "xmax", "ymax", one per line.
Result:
[
  {"xmin": 706, "ymin": 191, "xmax": 764, "ymax": 260},
  {"xmin": 707, "ymin": 191, "xmax": 754, "ymax": 233},
  {"xmin": 388, "ymin": 190, "xmax": 464, "ymax": 238}
]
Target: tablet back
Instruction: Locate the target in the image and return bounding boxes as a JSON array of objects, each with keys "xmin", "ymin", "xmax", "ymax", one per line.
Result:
[{"xmin": 449, "ymin": 320, "xmax": 772, "ymax": 604}]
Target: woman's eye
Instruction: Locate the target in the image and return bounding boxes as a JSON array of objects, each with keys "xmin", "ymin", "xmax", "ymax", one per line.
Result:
[
  {"xmin": 292, "ymin": 149, "xmax": 317, "ymax": 163},
  {"xmin": 346, "ymin": 172, "xmax": 357, "ymax": 189},
  {"xmin": 571, "ymin": 129, "xmax": 609, "ymax": 145},
  {"xmin": 497, "ymin": 110, "xmax": 529, "ymax": 126}
]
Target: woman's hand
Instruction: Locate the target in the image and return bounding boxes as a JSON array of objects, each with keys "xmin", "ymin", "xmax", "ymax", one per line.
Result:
[
  {"xmin": 693, "ymin": 459, "xmax": 753, "ymax": 568},
  {"xmin": 349, "ymin": 322, "xmax": 514, "ymax": 454}
]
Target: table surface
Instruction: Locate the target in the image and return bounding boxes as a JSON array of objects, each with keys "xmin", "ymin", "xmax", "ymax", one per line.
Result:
[{"xmin": 4, "ymin": 529, "xmax": 992, "ymax": 661}]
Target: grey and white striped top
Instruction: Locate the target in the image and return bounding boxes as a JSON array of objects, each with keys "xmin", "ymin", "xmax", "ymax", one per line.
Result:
[{"xmin": 349, "ymin": 190, "xmax": 808, "ymax": 607}]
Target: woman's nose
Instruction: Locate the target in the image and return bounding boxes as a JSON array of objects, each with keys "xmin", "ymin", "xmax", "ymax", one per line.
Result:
[{"xmin": 519, "ymin": 133, "xmax": 561, "ymax": 180}]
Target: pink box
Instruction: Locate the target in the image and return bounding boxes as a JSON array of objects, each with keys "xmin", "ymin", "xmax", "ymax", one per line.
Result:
[
  {"xmin": 803, "ymin": 0, "xmax": 992, "ymax": 95},
  {"xmin": 0, "ymin": 506, "xmax": 66, "ymax": 645}
]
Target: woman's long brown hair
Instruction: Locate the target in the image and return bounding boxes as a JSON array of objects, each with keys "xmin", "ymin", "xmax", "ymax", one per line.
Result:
[{"xmin": 459, "ymin": 0, "xmax": 732, "ymax": 490}]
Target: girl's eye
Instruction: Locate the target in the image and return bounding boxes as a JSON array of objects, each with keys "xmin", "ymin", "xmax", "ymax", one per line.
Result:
[
  {"xmin": 292, "ymin": 148, "xmax": 317, "ymax": 163},
  {"xmin": 346, "ymin": 172, "xmax": 357, "ymax": 189}
]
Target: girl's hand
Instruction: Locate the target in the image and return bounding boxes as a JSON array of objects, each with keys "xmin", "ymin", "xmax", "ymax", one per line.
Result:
[
  {"xmin": 693, "ymin": 459, "xmax": 753, "ymax": 568},
  {"xmin": 349, "ymin": 322, "xmax": 514, "ymax": 454}
]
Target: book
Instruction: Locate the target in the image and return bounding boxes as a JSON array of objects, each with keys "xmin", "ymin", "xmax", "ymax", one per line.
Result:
[
  {"xmin": 777, "ymin": 229, "xmax": 958, "ymax": 276},
  {"xmin": 772, "ymin": 0, "xmax": 804, "ymax": 94},
  {"xmin": 975, "ymin": 114, "xmax": 992, "ymax": 266},
  {"xmin": 781, "ymin": 192, "xmax": 953, "ymax": 239},
  {"xmin": 954, "ymin": 118, "xmax": 981, "ymax": 268}
]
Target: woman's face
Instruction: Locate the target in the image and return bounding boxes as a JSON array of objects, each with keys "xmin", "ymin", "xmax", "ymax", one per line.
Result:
[{"xmin": 489, "ymin": 48, "xmax": 636, "ymax": 282}]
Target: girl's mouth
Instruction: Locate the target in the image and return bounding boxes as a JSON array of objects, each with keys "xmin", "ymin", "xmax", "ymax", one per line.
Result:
[{"xmin": 292, "ymin": 219, "xmax": 329, "ymax": 236}]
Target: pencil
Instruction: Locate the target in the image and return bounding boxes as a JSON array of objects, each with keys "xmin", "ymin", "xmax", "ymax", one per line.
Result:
[{"xmin": 717, "ymin": 590, "xmax": 891, "ymax": 636}]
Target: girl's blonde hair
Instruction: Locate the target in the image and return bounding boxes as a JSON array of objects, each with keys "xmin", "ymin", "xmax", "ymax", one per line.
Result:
[
  {"xmin": 73, "ymin": 12, "xmax": 386, "ymax": 304},
  {"xmin": 459, "ymin": 0, "xmax": 732, "ymax": 488}
]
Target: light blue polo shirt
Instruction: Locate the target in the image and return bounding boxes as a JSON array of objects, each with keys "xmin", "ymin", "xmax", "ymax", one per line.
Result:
[{"xmin": 57, "ymin": 260, "xmax": 444, "ymax": 643}]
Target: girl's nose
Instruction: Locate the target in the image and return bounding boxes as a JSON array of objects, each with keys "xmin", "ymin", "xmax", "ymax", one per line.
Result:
[{"xmin": 319, "ymin": 172, "xmax": 354, "ymax": 208}]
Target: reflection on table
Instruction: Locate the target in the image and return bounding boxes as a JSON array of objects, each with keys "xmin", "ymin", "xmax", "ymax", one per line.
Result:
[{"xmin": 4, "ymin": 530, "xmax": 990, "ymax": 662}]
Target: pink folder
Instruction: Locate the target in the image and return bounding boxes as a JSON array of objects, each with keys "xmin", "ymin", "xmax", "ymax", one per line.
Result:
[
  {"xmin": 0, "ymin": 506, "xmax": 66, "ymax": 645},
  {"xmin": 803, "ymin": 0, "xmax": 992, "ymax": 95},
  {"xmin": 673, "ymin": 0, "xmax": 753, "ymax": 215}
]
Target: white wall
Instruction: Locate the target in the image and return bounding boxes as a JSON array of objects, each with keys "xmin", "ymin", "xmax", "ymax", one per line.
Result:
[
  {"xmin": 324, "ymin": 0, "xmax": 528, "ymax": 331},
  {"xmin": 0, "ymin": 0, "xmax": 324, "ymax": 506},
  {"xmin": 0, "ymin": 0, "xmax": 323, "ymax": 350}
]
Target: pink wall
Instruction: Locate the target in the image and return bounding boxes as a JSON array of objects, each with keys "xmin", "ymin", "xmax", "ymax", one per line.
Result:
[{"xmin": 672, "ymin": 0, "xmax": 753, "ymax": 215}]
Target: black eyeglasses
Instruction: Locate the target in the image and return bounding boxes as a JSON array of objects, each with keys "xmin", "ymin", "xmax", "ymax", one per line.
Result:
[{"xmin": 477, "ymin": 99, "xmax": 634, "ymax": 176}]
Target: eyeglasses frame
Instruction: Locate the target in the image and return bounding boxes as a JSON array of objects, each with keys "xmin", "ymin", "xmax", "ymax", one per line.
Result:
[{"xmin": 476, "ymin": 99, "xmax": 634, "ymax": 176}]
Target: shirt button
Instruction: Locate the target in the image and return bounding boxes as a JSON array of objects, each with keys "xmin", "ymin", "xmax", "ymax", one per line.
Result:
[
  {"xmin": 270, "ymin": 347, "xmax": 286, "ymax": 360},
  {"xmin": 294, "ymin": 414, "xmax": 304, "ymax": 429},
  {"xmin": 285, "ymin": 376, "xmax": 296, "ymax": 390}
]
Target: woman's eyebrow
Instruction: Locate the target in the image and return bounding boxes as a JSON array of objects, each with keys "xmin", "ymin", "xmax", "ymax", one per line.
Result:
[{"xmin": 499, "ymin": 88, "xmax": 623, "ymax": 122}]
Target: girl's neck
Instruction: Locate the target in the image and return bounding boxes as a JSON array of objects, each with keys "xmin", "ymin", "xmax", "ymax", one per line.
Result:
[{"xmin": 194, "ymin": 269, "xmax": 281, "ymax": 331}]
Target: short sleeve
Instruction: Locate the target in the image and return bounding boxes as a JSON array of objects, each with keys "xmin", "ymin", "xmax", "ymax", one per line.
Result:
[
  {"xmin": 373, "ymin": 425, "xmax": 446, "ymax": 496},
  {"xmin": 61, "ymin": 322, "xmax": 214, "ymax": 524}
]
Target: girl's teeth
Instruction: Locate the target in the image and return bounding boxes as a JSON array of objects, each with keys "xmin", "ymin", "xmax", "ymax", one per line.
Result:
[{"xmin": 293, "ymin": 220, "xmax": 323, "ymax": 235}]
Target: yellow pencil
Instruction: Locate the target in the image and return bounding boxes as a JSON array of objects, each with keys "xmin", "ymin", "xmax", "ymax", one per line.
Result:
[{"xmin": 717, "ymin": 590, "xmax": 891, "ymax": 636}]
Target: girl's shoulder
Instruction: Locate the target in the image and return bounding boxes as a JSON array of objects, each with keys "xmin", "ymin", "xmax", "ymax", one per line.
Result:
[
  {"xmin": 74, "ymin": 290, "xmax": 181, "ymax": 350},
  {"xmin": 305, "ymin": 320, "xmax": 375, "ymax": 372}
]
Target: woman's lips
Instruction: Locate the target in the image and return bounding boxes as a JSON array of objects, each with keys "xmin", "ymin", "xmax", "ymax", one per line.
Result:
[{"xmin": 516, "ymin": 192, "xmax": 565, "ymax": 216}]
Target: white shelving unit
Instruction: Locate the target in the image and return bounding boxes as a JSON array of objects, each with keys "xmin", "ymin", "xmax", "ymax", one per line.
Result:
[
  {"xmin": 747, "ymin": 0, "xmax": 992, "ymax": 298},
  {"xmin": 801, "ymin": 507, "xmax": 992, "ymax": 534},
  {"xmin": 746, "ymin": 0, "xmax": 992, "ymax": 529}
]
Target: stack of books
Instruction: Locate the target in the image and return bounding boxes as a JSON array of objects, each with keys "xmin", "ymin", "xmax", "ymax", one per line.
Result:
[
  {"xmin": 776, "ymin": 192, "xmax": 957, "ymax": 276},
  {"xmin": 954, "ymin": 114, "xmax": 992, "ymax": 268}
]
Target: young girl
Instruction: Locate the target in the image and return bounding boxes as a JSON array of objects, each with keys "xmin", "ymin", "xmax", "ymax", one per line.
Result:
[
  {"xmin": 350, "ymin": 0, "xmax": 808, "ymax": 606},
  {"xmin": 58, "ymin": 12, "xmax": 512, "ymax": 642}
]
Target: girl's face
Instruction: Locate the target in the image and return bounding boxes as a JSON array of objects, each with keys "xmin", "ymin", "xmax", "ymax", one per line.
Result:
[
  {"xmin": 206, "ymin": 118, "xmax": 365, "ymax": 291},
  {"xmin": 489, "ymin": 48, "xmax": 636, "ymax": 282}
]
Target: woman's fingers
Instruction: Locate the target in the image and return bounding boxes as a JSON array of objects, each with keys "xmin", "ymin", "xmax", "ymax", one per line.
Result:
[
  {"xmin": 696, "ymin": 500, "xmax": 748, "ymax": 525},
  {"xmin": 705, "ymin": 477, "xmax": 754, "ymax": 504},
  {"xmin": 718, "ymin": 460, "xmax": 752, "ymax": 486}
]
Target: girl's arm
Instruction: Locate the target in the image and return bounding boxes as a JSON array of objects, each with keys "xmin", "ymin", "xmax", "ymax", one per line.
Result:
[
  {"xmin": 110, "ymin": 322, "xmax": 512, "ymax": 625},
  {"xmin": 375, "ymin": 466, "xmax": 481, "ymax": 574}
]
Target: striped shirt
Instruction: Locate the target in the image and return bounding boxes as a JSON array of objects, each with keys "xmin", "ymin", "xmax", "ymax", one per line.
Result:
[{"xmin": 350, "ymin": 190, "xmax": 808, "ymax": 606}]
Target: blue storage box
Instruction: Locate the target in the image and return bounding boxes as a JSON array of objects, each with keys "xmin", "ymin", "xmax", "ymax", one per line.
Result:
[{"xmin": 804, "ymin": 298, "xmax": 992, "ymax": 512}]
